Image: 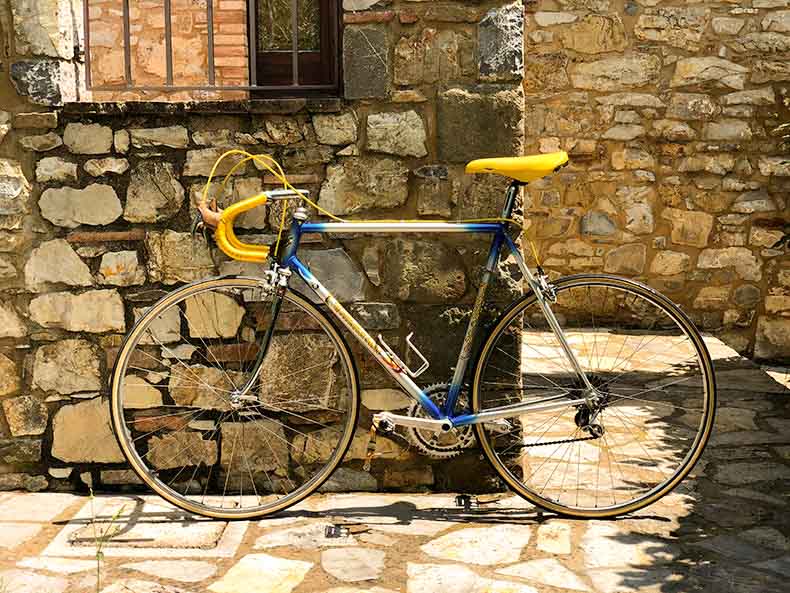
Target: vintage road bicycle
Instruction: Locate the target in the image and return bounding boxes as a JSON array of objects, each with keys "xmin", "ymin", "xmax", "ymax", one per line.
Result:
[{"xmin": 110, "ymin": 150, "xmax": 717, "ymax": 520}]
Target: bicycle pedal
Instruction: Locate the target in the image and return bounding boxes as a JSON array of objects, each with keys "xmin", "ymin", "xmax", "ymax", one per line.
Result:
[
  {"xmin": 324, "ymin": 525, "xmax": 351, "ymax": 539},
  {"xmin": 455, "ymin": 494, "xmax": 479, "ymax": 510},
  {"xmin": 362, "ymin": 424, "xmax": 378, "ymax": 472}
]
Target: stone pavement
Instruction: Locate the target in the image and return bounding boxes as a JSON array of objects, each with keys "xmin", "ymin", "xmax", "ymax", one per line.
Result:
[{"xmin": 1, "ymin": 361, "xmax": 789, "ymax": 593}]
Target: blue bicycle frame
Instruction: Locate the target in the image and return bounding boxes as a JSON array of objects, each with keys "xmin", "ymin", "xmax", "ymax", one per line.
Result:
[{"xmin": 270, "ymin": 181, "xmax": 594, "ymax": 429}]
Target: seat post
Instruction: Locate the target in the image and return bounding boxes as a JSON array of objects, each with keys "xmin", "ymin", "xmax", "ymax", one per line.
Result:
[{"xmin": 501, "ymin": 180, "xmax": 525, "ymax": 220}]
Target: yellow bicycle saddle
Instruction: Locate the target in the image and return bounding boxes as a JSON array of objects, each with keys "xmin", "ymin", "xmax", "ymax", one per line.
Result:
[{"xmin": 465, "ymin": 151, "xmax": 569, "ymax": 183}]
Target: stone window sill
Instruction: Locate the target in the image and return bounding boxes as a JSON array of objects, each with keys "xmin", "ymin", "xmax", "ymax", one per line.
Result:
[{"xmin": 62, "ymin": 98, "xmax": 344, "ymax": 116}]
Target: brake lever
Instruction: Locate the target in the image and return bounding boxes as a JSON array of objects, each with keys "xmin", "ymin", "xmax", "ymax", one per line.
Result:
[{"xmin": 190, "ymin": 212, "xmax": 208, "ymax": 243}]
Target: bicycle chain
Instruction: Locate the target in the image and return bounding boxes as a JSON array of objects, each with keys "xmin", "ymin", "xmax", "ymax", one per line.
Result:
[{"xmin": 519, "ymin": 433, "xmax": 600, "ymax": 448}]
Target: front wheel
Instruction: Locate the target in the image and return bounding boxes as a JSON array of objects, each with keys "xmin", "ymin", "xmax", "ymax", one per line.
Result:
[
  {"xmin": 110, "ymin": 277, "xmax": 359, "ymax": 519},
  {"xmin": 472, "ymin": 274, "xmax": 716, "ymax": 518}
]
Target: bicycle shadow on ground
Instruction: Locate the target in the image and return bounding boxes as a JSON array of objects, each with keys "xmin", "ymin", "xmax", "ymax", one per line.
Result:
[
  {"xmin": 576, "ymin": 356, "xmax": 790, "ymax": 593},
  {"xmin": 57, "ymin": 359, "xmax": 789, "ymax": 593}
]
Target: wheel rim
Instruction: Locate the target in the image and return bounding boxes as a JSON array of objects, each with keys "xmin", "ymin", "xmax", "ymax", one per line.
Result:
[
  {"xmin": 474, "ymin": 276, "xmax": 715, "ymax": 516},
  {"xmin": 111, "ymin": 280, "xmax": 358, "ymax": 518}
]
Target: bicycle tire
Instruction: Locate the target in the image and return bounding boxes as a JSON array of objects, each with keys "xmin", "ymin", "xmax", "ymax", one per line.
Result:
[
  {"xmin": 472, "ymin": 274, "xmax": 716, "ymax": 518},
  {"xmin": 110, "ymin": 277, "xmax": 360, "ymax": 519}
]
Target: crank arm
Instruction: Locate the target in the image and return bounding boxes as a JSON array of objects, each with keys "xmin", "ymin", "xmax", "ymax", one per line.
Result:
[{"xmin": 373, "ymin": 411, "xmax": 453, "ymax": 433}]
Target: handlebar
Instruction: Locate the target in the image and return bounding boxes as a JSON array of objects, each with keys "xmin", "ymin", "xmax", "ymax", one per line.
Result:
[{"xmin": 208, "ymin": 189, "xmax": 309, "ymax": 263}]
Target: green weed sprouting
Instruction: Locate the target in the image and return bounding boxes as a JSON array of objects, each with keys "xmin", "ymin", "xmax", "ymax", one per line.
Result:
[{"xmin": 89, "ymin": 487, "xmax": 126, "ymax": 592}]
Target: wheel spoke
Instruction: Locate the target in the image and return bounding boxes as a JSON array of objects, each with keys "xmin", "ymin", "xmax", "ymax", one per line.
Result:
[
  {"xmin": 111, "ymin": 280, "xmax": 357, "ymax": 519},
  {"xmin": 474, "ymin": 277, "xmax": 714, "ymax": 516}
]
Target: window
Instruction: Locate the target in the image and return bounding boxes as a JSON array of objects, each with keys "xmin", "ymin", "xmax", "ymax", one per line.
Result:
[
  {"xmin": 253, "ymin": 0, "xmax": 340, "ymax": 94},
  {"xmin": 82, "ymin": 0, "xmax": 341, "ymax": 98}
]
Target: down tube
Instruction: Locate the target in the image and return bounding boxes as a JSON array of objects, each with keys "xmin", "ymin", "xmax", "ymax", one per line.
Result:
[
  {"xmin": 287, "ymin": 256, "xmax": 444, "ymax": 419},
  {"xmin": 445, "ymin": 230, "xmax": 507, "ymax": 417}
]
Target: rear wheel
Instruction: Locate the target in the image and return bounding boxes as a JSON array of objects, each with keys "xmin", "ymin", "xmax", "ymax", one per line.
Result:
[
  {"xmin": 473, "ymin": 274, "xmax": 716, "ymax": 518},
  {"xmin": 110, "ymin": 278, "xmax": 359, "ymax": 519}
]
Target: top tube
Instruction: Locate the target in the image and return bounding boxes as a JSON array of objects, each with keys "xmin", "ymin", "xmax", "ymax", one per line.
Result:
[{"xmin": 301, "ymin": 221, "xmax": 505, "ymax": 234}]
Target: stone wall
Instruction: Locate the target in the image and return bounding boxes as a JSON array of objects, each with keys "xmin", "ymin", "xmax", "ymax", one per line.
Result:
[
  {"xmin": 518, "ymin": 0, "xmax": 789, "ymax": 359},
  {"xmin": 0, "ymin": 0, "xmax": 787, "ymax": 494},
  {"xmin": 0, "ymin": 0, "xmax": 527, "ymax": 492}
]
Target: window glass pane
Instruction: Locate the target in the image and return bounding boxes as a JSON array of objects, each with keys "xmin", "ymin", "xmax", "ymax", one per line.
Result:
[
  {"xmin": 298, "ymin": 0, "xmax": 320, "ymax": 52},
  {"xmin": 257, "ymin": 0, "xmax": 320, "ymax": 52},
  {"xmin": 257, "ymin": 0, "xmax": 292, "ymax": 51}
]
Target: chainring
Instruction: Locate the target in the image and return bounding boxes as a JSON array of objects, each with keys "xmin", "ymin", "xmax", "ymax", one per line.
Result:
[{"xmin": 404, "ymin": 383, "xmax": 476, "ymax": 459}]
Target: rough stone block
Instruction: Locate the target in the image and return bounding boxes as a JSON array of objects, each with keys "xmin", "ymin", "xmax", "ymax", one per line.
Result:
[
  {"xmin": 561, "ymin": 14, "xmax": 627, "ymax": 54},
  {"xmin": 19, "ymin": 132, "xmax": 62, "ymax": 151},
  {"xmin": 437, "ymin": 85, "xmax": 524, "ymax": 163},
  {"xmin": 698, "ymin": 247, "xmax": 762, "ymax": 281},
  {"xmin": 366, "ymin": 111, "xmax": 427, "ymax": 157},
  {"xmin": 51, "ymin": 397, "xmax": 125, "ymax": 463},
  {"xmin": 479, "ymin": 2, "xmax": 524, "ymax": 81},
  {"xmin": 98, "ymin": 251, "xmax": 146, "ymax": 286},
  {"xmin": 39, "ymin": 184, "xmax": 122, "ymax": 228},
  {"xmin": 343, "ymin": 26, "xmax": 390, "ymax": 99},
  {"xmin": 670, "ymin": 57, "xmax": 748, "ymax": 90},
  {"xmin": 84, "ymin": 157, "xmax": 129, "ymax": 177},
  {"xmin": 604, "ymin": 244, "xmax": 646, "ymax": 275},
  {"xmin": 0, "ymin": 353, "xmax": 20, "ymax": 396},
  {"xmin": 379, "ymin": 239, "xmax": 466, "ymax": 302},
  {"xmin": 0, "ymin": 159, "xmax": 31, "ymax": 218},
  {"xmin": 24, "ymin": 238, "xmax": 93, "ymax": 292},
  {"xmin": 755, "ymin": 317, "xmax": 790, "ymax": 361},
  {"xmin": 0, "ymin": 438, "xmax": 42, "ymax": 464},
  {"xmin": 319, "ymin": 157, "xmax": 408, "ymax": 215},
  {"xmin": 0, "ymin": 301, "xmax": 28, "ymax": 338},
  {"xmin": 124, "ymin": 162, "xmax": 186, "ymax": 223},
  {"xmin": 10, "ymin": 60, "xmax": 62, "ymax": 105},
  {"xmin": 395, "ymin": 28, "xmax": 474, "ymax": 85},
  {"xmin": 312, "ymin": 112, "xmax": 358, "ymax": 145},
  {"xmin": 29, "ymin": 289, "xmax": 126, "ymax": 333},
  {"xmin": 2, "ymin": 395, "xmax": 48, "ymax": 436},
  {"xmin": 290, "ymin": 248, "xmax": 366, "ymax": 303},
  {"xmin": 145, "ymin": 231, "xmax": 216, "ymax": 285},
  {"xmin": 14, "ymin": 111, "xmax": 57, "ymax": 129},
  {"xmin": 661, "ymin": 208, "xmax": 714, "ymax": 247},
  {"xmin": 63, "ymin": 123, "xmax": 113, "ymax": 154},
  {"xmin": 129, "ymin": 126, "xmax": 189, "ymax": 149},
  {"xmin": 35, "ymin": 156, "xmax": 77, "ymax": 183},
  {"xmin": 570, "ymin": 54, "xmax": 661, "ymax": 91}
]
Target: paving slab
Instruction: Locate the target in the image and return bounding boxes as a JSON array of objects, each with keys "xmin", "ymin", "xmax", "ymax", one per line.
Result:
[
  {"xmin": 1, "ymin": 522, "xmax": 44, "ymax": 550},
  {"xmin": 420, "ymin": 524, "xmax": 532, "ymax": 565},
  {"xmin": 99, "ymin": 579, "xmax": 191, "ymax": 593},
  {"xmin": 0, "ymin": 493, "xmax": 80, "ymax": 522},
  {"xmin": 407, "ymin": 562, "xmax": 539, "ymax": 593},
  {"xmin": 120, "ymin": 560, "xmax": 218, "ymax": 583},
  {"xmin": 536, "ymin": 522, "xmax": 573, "ymax": 555},
  {"xmin": 207, "ymin": 553, "xmax": 312, "ymax": 593},
  {"xmin": 40, "ymin": 495, "xmax": 248, "ymax": 558},
  {"xmin": 0, "ymin": 569, "xmax": 68, "ymax": 593},
  {"xmin": 255, "ymin": 522, "xmax": 357, "ymax": 549},
  {"xmin": 321, "ymin": 547, "xmax": 385, "ymax": 582},
  {"xmin": 16, "ymin": 556, "xmax": 96, "ymax": 574},
  {"xmin": 497, "ymin": 558, "xmax": 591, "ymax": 591}
]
